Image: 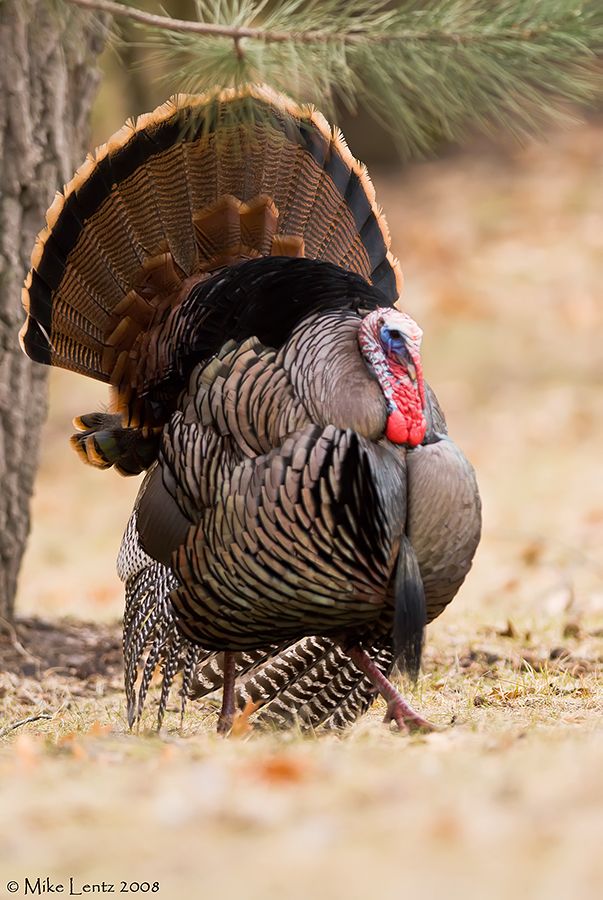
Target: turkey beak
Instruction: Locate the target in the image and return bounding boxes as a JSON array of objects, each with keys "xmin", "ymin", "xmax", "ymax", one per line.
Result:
[
  {"xmin": 406, "ymin": 359, "xmax": 418, "ymax": 383},
  {"xmin": 394, "ymin": 342, "xmax": 417, "ymax": 382}
]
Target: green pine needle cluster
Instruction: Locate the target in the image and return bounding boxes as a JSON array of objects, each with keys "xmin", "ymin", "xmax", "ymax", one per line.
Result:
[{"xmin": 80, "ymin": 0, "xmax": 603, "ymax": 156}]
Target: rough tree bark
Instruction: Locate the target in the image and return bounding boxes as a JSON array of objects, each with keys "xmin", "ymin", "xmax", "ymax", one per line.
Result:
[{"xmin": 0, "ymin": 0, "xmax": 106, "ymax": 620}]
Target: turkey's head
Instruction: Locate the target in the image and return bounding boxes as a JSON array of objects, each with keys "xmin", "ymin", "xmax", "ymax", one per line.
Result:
[{"xmin": 358, "ymin": 308, "xmax": 426, "ymax": 447}]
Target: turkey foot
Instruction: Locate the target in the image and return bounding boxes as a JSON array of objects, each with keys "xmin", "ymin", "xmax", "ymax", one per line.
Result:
[
  {"xmin": 347, "ymin": 645, "xmax": 437, "ymax": 733},
  {"xmin": 381, "ymin": 699, "xmax": 436, "ymax": 733},
  {"xmin": 217, "ymin": 651, "xmax": 236, "ymax": 735}
]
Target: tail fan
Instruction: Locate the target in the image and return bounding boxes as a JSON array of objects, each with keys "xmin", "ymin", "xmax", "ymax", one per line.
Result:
[{"xmin": 21, "ymin": 85, "xmax": 402, "ymax": 427}]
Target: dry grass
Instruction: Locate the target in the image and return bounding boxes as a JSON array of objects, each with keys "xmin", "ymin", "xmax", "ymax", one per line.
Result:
[{"xmin": 3, "ymin": 119, "xmax": 603, "ymax": 899}]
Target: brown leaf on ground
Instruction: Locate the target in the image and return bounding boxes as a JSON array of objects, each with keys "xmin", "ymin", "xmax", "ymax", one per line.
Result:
[
  {"xmin": 520, "ymin": 541, "xmax": 545, "ymax": 566},
  {"xmin": 88, "ymin": 720, "xmax": 112, "ymax": 737},
  {"xmin": 230, "ymin": 699, "xmax": 261, "ymax": 738},
  {"xmin": 475, "ymin": 686, "xmax": 526, "ymax": 707},
  {"xmin": 428, "ymin": 811, "xmax": 464, "ymax": 843},
  {"xmin": 12, "ymin": 734, "xmax": 42, "ymax": 770},
  {"xmin": 246, "ymin": 753, "xmax": 312, "ymax": 785},
  {"xmin": 562, "ymin": 621, "xmax": 582, "ymax": 639}
]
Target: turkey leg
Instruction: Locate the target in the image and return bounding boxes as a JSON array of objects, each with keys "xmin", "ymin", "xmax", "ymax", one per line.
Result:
[
  {"xmin": 217, "ymin": 651, "xmax": 236, "ymax": 734},
  {"xmin": 347, "ymin": 645, "xmax": 436, "ymax": 733}
]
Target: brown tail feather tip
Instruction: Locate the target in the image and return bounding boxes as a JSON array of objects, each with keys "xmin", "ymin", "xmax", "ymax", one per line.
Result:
[
  {"xmin": 69, "ymin": 433, "xmax": 89, "ymax": 462},
  {"xmin": 69, "ymin": 433, "xmax": 108, "ymax": 469},
  {"xmin": 72, "ymin": 415, "xmax": 88, "ymax": 431},
  {"xmin": 45, "ymin": 190, "xmax": 66, "ymax": 230}
]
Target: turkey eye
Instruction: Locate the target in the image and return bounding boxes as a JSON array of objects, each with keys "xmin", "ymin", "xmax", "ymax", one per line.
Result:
[{"xmin": 380, "ymin": 324, "xmax": 405, "ymax": 349}]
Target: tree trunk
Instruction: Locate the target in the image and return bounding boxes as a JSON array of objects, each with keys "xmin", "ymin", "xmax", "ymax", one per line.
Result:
[{"xmin": 0, "ymin": 0, "xmax": 106, "ymax": 620}]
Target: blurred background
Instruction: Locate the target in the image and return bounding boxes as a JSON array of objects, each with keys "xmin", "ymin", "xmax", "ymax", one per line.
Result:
[{"xmin": 15, "ymin": 22, "xmax": 603, "ymax": 639}]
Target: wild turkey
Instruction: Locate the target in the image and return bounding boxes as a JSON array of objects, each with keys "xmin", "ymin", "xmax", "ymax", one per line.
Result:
[{"xmin": 20, "ymin": 85, "xmax": 481, "ymax": 733}]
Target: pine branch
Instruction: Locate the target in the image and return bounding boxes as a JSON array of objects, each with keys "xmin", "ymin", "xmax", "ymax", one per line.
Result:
[
  {"xmin": 63, "ymin": 0, "xmax": 569, "ymax": 45},
  {"xmin": 62, "ymin": 0, "xmax": 603, "ymax": 156}
]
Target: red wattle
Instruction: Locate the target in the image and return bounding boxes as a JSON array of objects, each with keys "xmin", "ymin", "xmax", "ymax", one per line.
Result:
[
  {"xmin": 386, "ymin": 411, "xmax": 426, "ymax": 447},
  {"xmin": 386, "ymin": 410, "xmax": 409, "ymax": 444},
  {"xmin": 409, "ymin": 421, "xmax": 426, "ymax": 446}
]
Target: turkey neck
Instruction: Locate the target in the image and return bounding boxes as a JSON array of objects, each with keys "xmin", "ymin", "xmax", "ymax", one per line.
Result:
[{"xmin": 278, "ymin": 310, "xmax": 388, "ymax": 440}]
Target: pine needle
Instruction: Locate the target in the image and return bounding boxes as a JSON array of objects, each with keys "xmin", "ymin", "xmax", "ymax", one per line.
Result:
[{"xmin": 65, "ymin": 0, "xmax": 603, "ymax": 156}]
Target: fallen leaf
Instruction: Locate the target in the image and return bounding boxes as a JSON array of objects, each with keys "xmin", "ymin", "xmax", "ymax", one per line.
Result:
[
  {"xmin": 230, "ymin": 699, "xmax": 261, "ymax": 738},
  {"xmin": 562, "ymin": 621, "xmax": 581, "ymax": 640},
  {"xmin": 88, "ymin": 720, "xmax": 111, "ymax": 737},
  {"xmin": 502, "ymin": 578, "xmax": 520, "ymax": 593},
  {"xmin": 68, "ymin": 741, "xmax": 89, "ymax": 761},
  {"xmin": 13, "ymin": 734, "xmax": 41, "ymax": 770},
  {"xmin": 478, "ymin": 685, "xmax": 526, "ymax": 706},
  {"xmin": 248, "ymin": 754, "xmax": 311, "ymax": 785},
  {"xmin": 521, "ymin": 541, "xmax": 544, "ymax": 566},
  {"xmin": 160, "ymin": 744, "xmax": 177, "ymax": 764},
  {"xmin": 428, "ymin": 811, "xmax": 463, "ymax": 843}
]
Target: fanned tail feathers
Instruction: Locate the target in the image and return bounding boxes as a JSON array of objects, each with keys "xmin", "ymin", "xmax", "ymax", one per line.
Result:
[{"xmin": 21, "ymin": 84, "xmax": 402, "ymax": 429}]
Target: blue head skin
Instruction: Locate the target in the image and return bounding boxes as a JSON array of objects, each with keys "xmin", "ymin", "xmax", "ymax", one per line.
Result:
[{"xmin": 379, "ymin": 324, "xmax": 417, "ymax": 382}]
